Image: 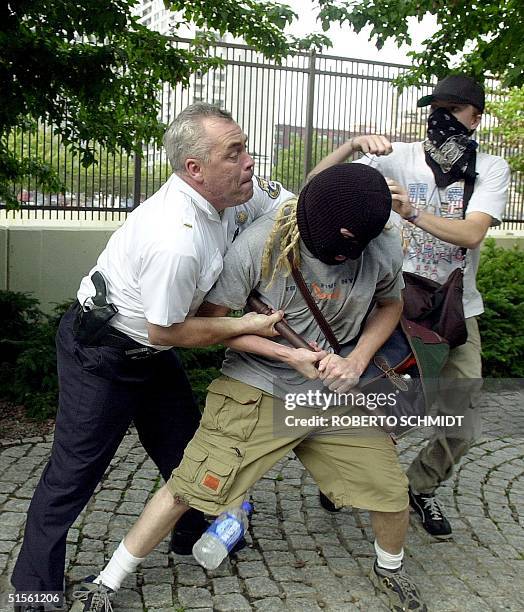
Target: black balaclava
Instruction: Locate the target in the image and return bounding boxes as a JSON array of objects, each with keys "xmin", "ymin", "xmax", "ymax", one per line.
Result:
[
  {"xmin": 296, "ymin": 163, "xmax": 392, "ymax": 265},
  {"xmin": 424, "ymin": 107, "xmax": 478, "ymax": 188}
]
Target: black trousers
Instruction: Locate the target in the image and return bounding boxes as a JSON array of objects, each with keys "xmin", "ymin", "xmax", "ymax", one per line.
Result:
[{"xmin": 11, "ymin": 303, "xmax": 202, "ymax": 591}]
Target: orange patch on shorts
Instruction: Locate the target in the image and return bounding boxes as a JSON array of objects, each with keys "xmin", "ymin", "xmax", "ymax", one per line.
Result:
[{"xmin": 202, "ymin": 473, "xmax": 221, "ymax": 491}]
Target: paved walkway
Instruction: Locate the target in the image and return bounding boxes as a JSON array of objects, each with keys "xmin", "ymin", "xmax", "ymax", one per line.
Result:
[{"xmin": 0, "ymin": 388, "xmax": 523, "ymax": 612}]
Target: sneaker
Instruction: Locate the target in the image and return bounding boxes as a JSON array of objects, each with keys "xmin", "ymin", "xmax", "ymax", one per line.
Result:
[
  {"xmin": 319, "ymin": 491, "xmax": 341, "ymax": 513},
  {"xmin": 70, "ymin": 577, "xmax": 114, "ymax": 612},
  {"xmin": 408, "ymin": 487, "xmax": 452, "ymax": 537},
  {"xmin": 370, "ymin": 561, "xmax": 427, "ymax": 611}
]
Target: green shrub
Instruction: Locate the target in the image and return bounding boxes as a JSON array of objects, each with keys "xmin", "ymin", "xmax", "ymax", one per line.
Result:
[
  {"xmin": 0, "ymin": 292, "xmax": 72, "ymax": 420},
  {"xmin": 179, "ymin": 345, "xmax": 225, "ymax": 410},
  {"xmin": 477, "ymin": 239, "xmax": 524, "ymax": 378}
]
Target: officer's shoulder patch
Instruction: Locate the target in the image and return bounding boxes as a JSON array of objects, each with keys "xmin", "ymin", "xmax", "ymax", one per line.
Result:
[{"xmin": 255, "ymin": 176, "xmax": 281, "ymax": 199}]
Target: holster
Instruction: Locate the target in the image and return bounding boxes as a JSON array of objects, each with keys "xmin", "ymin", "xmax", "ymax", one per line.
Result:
[
  {"xmin": 73, "ymin": 271, "xmax": 118, "ymax": 345},
  {"xmin": 74, "ymin": 303, "xmax": 118, "ymax": 345}
]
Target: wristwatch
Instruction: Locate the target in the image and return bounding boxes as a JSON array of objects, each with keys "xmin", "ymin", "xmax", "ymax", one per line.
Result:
[{"xmin": 405, "ymin": 209, "xmax": 420, "ymax": 224}]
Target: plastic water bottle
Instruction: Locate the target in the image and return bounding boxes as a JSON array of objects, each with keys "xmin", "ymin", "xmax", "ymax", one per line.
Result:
[{"xmin": 192, "ymin": 501, "xmax": 252, "ymax": 569}]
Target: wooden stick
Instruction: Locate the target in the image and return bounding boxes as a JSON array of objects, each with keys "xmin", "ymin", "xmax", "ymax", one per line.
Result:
[{"xmin": 246, "ymin": 292, "xmax": 314, "ymax": 351}]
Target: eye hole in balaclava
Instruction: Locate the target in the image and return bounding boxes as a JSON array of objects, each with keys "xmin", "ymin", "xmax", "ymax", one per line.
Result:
[{"xmin": 296, "ymin": 164, "xmax": 392, "ymax": 265}]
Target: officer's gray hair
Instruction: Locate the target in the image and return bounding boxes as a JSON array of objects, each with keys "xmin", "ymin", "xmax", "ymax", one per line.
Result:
[{"xmin": 164, "ymin": 103, "xmax": 234, "ymax": 172}]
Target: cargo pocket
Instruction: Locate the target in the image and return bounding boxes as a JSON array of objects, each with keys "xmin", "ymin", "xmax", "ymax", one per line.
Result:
[
  {"xmin": 202, "ymin": 377, "xmax": 262, "ymax": 442},
  {"xmin": 175, "ymin": 444, "xmax": 208, "ymax": 484},
  {"xmin": 177, "ymin": 440, "xmax": 241, "ymax": 504},
  {"xmin": 197, "ymin": 456, "xmax": 236, "ymax": 500}
]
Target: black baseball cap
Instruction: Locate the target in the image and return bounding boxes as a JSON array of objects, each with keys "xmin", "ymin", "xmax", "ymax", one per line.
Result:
[{"xmin": 417, "ymin": 75, "xmax": 485, "ymax": 113}]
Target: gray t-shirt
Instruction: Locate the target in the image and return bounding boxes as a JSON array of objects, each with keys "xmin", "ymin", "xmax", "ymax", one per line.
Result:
[{"xmin": 206, "ymin": 210, "xmax": 404, "ymax": 398}]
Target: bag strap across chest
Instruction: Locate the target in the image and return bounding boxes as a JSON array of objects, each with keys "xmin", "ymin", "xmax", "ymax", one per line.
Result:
[{"xmin": 287, "ymin": 253, "xmax": 341, "ymax": 354}]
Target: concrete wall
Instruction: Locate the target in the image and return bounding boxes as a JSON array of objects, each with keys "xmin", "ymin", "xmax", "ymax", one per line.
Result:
[
  {"xmin": 0, "ymin": 225, "xmax": 7, "ymax": 291},
  {"xmin": 0, "ymin": 218, "xmax": 122, "ymax": 313},
  {"xmin": 0, "ymin": 216, "xmax": 523, "ymax": 313},
  {"xmin": 489, "ymin": 233, "xmax": 524, "ymax": 251}
]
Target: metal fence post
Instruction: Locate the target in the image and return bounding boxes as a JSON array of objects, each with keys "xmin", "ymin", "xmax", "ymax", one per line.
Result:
[
  {"xmin": 303, "ymin": 48, "xmax": 316, "ymax": 182},
  {"xmin": 133, "ymin": 149, "xmax": 142, "ymax": 209}
]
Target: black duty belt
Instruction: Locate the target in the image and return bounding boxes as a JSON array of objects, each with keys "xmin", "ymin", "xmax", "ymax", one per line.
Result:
[{"xmin": 100, "ymin": 327, "xmax": 161, "ymax": 359}]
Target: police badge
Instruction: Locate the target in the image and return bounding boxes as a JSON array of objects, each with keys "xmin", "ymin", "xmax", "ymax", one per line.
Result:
[{"xmin": 235, "ymin": 211, "xmax": 248, "ymax": 225}]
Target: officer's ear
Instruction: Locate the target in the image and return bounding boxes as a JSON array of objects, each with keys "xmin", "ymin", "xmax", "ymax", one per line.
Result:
[{"xmin": 184, "ymin": 157, "xmax": 204, "ymax": 183}]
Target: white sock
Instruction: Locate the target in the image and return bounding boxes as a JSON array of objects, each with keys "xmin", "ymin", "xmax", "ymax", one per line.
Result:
[
  {"xmin": 94, "ymin": 540, "xmax": 146, "ymax": 591},
  {"xmin": 374, "ymin": 539, "xmax": 403, "ymax": 571}
]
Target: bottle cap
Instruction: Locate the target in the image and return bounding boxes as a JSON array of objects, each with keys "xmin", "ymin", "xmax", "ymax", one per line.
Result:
[{"xmin": 241, "ymin": 501, "xmax": 253, "ymax": 515}]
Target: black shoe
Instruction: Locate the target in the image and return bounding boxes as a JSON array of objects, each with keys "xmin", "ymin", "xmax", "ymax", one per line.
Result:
[
  {"xmin": 408, "ymin": 487, "xmax": 452, "ymax": 537},
  {"xmin": 169, "ymin": 508, "xmax": 210, "ymax": 555},
  {"xmin": 319, "ymin": 491, "xmax": 341, "ymax": 512},
  {"xmin": 169, "ymin": 507, "xmax": 249, "ymax": 556}
]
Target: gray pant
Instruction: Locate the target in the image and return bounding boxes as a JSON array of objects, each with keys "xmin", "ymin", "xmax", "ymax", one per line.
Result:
[{"xmin": 407, "ymin": 317, "xmax": 483, "ymax": 493}]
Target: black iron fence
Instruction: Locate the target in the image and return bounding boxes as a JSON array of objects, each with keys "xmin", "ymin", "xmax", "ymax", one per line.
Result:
[{"xmin": 3, "ymin": 39, "xmax": 523, "ymax": 228}]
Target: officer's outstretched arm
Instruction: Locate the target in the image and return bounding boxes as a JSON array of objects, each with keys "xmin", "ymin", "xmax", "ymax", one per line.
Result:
[{"xmin": 146, "ymin": 309, "xmax": 283, "ymax": 348}]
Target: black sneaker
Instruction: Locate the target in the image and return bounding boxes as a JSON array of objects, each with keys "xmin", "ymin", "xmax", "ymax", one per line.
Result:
[
  {"xmin": 408, "ymin": 487, "xmax": 452, "ymax": 537},
  {"xmin": 370, "ymin": 561, "xmax": 427, "ymax": 611},
  {"xmin": 319, "ymin": 491, "xmax": 341, "ymax": 512},
  {"xmin": 70, "ymin": 576, "xmax": 114, "ymax": 612}
]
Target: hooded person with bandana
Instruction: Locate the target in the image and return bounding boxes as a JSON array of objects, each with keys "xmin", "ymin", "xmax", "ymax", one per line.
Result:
[{"xmin": 308, "ymin": 74, "xmax": 510, "ymax": 539}]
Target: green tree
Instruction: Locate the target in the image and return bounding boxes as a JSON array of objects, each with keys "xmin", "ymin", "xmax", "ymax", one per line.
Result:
[
  {"xmin": 1, "ymin": 0, "xmax": 328, "ymax": 208},
  {"xmin": 273, "ymin": 132, "xmax": 332, "ymax": 193},
  {"xmin": 8, "ymin": 125, "xmax": 168, "ymax": 202},
  {"xmin": 486, "ymin": 86, "xmax": 524, "ymax": 174},
  {"xmin": 317, "ymin": 0, "xmax": 523, "ymax": 87}
]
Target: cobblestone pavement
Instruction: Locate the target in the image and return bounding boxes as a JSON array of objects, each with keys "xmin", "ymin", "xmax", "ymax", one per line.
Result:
[{"xmin": 0, "ymin": 389, "xmax": 523, "ymax": 612}]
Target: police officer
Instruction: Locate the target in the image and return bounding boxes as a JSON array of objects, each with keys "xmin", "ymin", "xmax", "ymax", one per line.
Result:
[{"xmin": 11, "ymin": 102, "xmax": 290, "ymax": 611}]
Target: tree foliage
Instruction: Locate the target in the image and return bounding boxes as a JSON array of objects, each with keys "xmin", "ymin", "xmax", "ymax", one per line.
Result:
[
  {"xmin": 3, "ymin": 1, "xmax": 521, "ymax": 209},
  {"xmin": 486, "ymin": 86, "xmax": 524, "ymax": 174},
  {"xmin": 317, "ymin": 0, "xmax": 523, "ymax": 88},
  {"xmin": 273, "ymin": 133, "xmax": 333, "ymax": 194},
  {"xmin": 8, "ymin": 125, "xmax": 168, "ymax": 201},
  {"xmin": 1, "ymin": 0, "xmax": 328, "ymax": 208}
]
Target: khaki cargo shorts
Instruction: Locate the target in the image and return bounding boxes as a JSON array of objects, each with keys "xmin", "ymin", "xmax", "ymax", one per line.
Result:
[{"xmin": 167, "ymin": 376, "xmax": 408, "ymax": 515}]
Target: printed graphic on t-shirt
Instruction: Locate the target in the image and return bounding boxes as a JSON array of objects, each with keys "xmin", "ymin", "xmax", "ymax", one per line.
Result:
[
  {"xmin": 400, "ymin": 182, "xmax": 465, "ymax": 283},
  {"xmin": 284, "ymin": 276, "xmax": 354, "ymax": 300},
  {"xmin": 311, "ymin": 282, "xmax": 341, "ymax": 300}
]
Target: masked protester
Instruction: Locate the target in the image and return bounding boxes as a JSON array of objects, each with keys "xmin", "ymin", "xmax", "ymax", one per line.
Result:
[
  {"xmin": 68, "ymin": 163, "xmax": 429, "ymax": 612},
  {"xmin": 308, "ymin": 74, "xmax": 510, "ymax": 538}
]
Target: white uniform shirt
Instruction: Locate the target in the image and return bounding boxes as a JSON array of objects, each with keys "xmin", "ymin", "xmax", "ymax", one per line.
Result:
[
  {"xmin": 357, "ymin": 142, "xmax": 510, "ymax": 318},
  {"xmin": 77, "ymin": 174, "xmax": 293, "ymax": 347}
]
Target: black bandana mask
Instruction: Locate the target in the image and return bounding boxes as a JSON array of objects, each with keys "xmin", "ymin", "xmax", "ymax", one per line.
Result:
[{"xmin": 424, "ymin": 107, "xmax": 478, "ymax": 187}]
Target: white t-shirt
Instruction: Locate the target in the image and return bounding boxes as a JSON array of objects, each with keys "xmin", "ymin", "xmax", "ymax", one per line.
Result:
[
  {"xmin": 77, "ymin": 174, "xmax": 294, "ymax": 347},
  {"xmin": 357, "ymin": 141, "xmax": 510, "ymax": 317}
]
